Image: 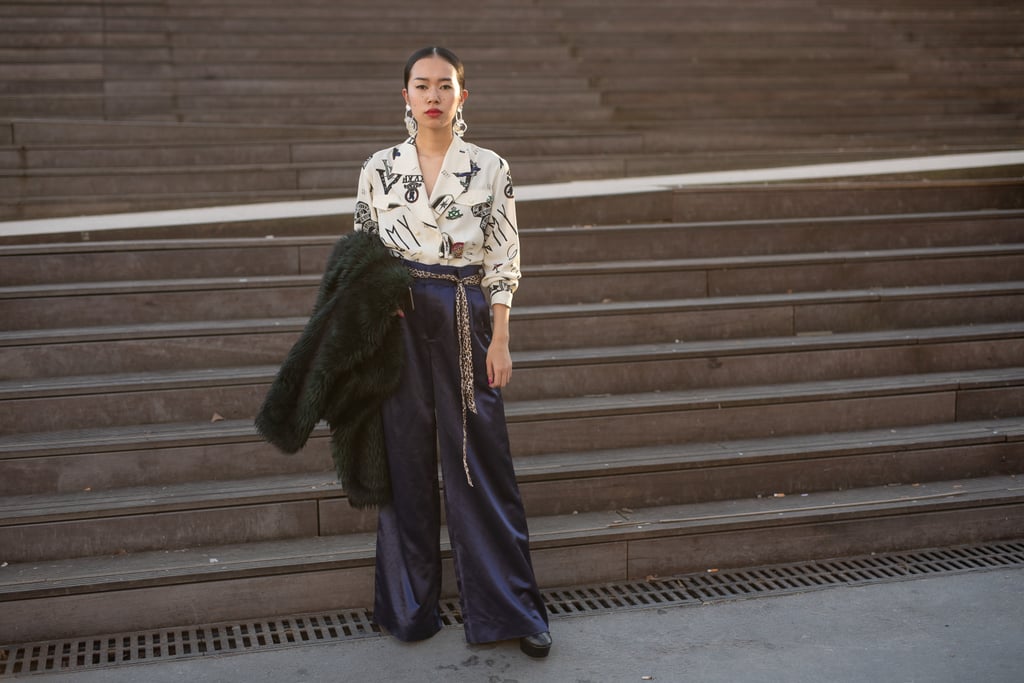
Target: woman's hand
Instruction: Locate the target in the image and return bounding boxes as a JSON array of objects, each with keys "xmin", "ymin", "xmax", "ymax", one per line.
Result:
[
  {"xmin": 487, "ymin": 337, "xmax": 512, "ymax": 388},
  {"xmin": 487, "ymin": 303, "xmax": 512, "ymax": 388}
]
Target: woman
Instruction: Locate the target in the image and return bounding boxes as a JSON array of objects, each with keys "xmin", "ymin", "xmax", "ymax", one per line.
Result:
[{"xmin": 354, "ymin": 46, "xmax": 552, "ymax": 658}]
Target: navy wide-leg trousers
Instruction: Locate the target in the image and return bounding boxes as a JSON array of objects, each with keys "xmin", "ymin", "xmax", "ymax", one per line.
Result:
[{"xmin": 373, "ymin": 261, "xmax": 548, "ymax": 644}]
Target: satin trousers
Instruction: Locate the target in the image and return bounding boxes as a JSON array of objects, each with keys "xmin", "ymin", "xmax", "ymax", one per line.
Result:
[{"xmin": 373, "ymin": 260, "xmax": 549, "ymax": 644}]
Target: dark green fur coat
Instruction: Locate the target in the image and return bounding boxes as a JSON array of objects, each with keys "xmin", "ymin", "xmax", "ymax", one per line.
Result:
[{"xmin": 255, "ymin": 230, "xmax": 412, "ymax": 508}]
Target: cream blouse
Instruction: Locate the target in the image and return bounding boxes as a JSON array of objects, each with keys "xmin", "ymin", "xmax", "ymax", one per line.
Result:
[{"xmin": 353, "ymin": 136, "xmax": 522, "ymax": 308}]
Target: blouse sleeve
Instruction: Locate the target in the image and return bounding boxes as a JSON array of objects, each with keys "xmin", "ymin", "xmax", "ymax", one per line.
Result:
[
  {"xmin": 481, "ymin": 156, "xmax": 521, "ymax": 308},
  {"xmin": 353, "ymin": 159, "xmax": 379, "ymax": 234}
]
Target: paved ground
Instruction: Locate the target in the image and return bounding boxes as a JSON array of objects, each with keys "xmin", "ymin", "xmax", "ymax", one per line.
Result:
[{"xmin": 19, "ymin": 567, "xmax": 1024, "ymax": 683}]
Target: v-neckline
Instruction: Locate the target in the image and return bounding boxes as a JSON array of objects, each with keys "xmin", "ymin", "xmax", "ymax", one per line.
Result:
[{"xmin": 417, "ymin": 138, "xmax": 455, "ymax": 203}]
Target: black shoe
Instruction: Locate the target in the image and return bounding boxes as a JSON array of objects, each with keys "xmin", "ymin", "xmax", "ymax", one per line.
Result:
[{"xmin": 519, "ymin": 631, "xmax": 552, "ymax": 658}]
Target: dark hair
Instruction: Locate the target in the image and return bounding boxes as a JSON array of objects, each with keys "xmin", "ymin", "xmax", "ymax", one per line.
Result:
[{"xmin": 404, "ymin": 46, "xmax": 466, "ymax": 90}]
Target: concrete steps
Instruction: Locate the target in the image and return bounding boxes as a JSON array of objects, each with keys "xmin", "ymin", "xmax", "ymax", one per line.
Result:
[
  {"xmin": 2, "ymin": 187, "xmax": 1024, "ymax": 642},
  {"xmin": 3, "ymin": 279, "xmax": 1022, "ymax": 374},
  {"xmin": 0, "ymin": 0, "xmax": 1022, "ymax": 645},
  {"xmin": 2, "ymin": 0, "xmax": 1021, "ymax": 218},
  {"xmin": 2, "ymin": 471, "xmax": 1021, "ymax": 643},
  {"xmin": 4, "ymin": 242, "xmax": 1023, "ymax": 328},
  {"xmin": 13, "ymin": 374, "xmax": 1019, "ymax": 562},
  {"xmin": 3, "ymin": 327, "xmax": 1023, "ymax": 432},
  {"xmin": 1, "ymin": 320, "xmax": 1020, "ymax": 481}
]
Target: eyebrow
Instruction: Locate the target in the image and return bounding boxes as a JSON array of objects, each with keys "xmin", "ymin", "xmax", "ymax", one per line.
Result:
[{"xmin": 412, "ymin": 76, "xmax": 453, "ymax": 82}]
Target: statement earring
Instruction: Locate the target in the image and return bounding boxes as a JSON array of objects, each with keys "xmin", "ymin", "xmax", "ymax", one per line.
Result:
[
  {"xmin": 404, "ymin": 105, "xmax": 418, "ymax": 138},
  {"xmin": 453, "ymin": 106, "xmax": 467, "ymax": 137}
]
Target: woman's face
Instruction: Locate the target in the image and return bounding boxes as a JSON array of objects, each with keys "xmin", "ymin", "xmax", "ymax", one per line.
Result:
[{"xmin": 403, "ymin": 55, "xmax": 468, "ymax": 136}]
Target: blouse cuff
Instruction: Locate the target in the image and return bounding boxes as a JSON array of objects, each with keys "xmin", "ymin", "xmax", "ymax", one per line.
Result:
[{"xmin": 490, "ymin": 289, "xmax": 514, "ymax": 309}]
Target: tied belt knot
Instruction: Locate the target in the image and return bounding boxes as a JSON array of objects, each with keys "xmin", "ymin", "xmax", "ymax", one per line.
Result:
[{"xmin": 407, "ymin": 267, "xmax": 483, "ymax": 488}]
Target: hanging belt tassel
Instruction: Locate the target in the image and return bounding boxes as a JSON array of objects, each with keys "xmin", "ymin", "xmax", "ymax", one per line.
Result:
[{"xmin": 408, "ymin": 267, "xmax": 482, "ymax": 488}]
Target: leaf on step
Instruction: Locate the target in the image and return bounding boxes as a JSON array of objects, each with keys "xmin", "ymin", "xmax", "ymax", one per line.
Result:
[{"xmin": 211, "ymin": 413, "xmax": 225, "ymax": 423}]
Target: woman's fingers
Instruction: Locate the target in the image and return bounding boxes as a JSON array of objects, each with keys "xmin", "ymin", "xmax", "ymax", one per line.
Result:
[{"xmin": 486, "ymin": 346, "xmax": 512, "ymax": 388}]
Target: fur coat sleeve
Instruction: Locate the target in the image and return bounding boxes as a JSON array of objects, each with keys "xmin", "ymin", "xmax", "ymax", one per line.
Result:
[{"xmin": 254, "ymin": 230, "xmax": 412, "ymax": 508}]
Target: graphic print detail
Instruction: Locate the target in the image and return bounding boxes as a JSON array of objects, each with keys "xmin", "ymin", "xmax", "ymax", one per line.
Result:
[
  {"xmin": 471, "ymin": 196, "xmax": 494, "ymax": 232},
  {"xmin": 384, "ymin": 215, "xmax": 421, "ymax": 252},
  {"xmin": 432, "ymin": 194, "xmax": 454, "ymax": 218},
  {"xmin": 403, "ymin": 174, "xmax": 423, "ymax": 203},
  {"xmin": 489, "ymin": 280, "xmax": 514, "ymax": 299},
  {"xmin": 446, "ymin": 207, "xmax": 463, "ymax": 220},
  {"xmin": 377, "ymin": 159, "xmax": 401, "ymax": 194},
  {"xmin": 454, "ymin": 160, "xmax": 481, "ymax": 191},
  {"xmin": 354, "ymin": 201, "xmax": 378, "ymax": 234},
  {"xmin": 438, "ymin": 233, "xmax": 465, "ymax": 259}
]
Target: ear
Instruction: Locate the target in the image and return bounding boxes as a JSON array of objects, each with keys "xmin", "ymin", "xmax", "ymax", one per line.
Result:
[
  {"xmin": 460, "ymin": 89, "xmax": 469, "ymax": 105},
  {"xmin": 402, "ymin": 89, "xmax": 410, "ymax": 106}
]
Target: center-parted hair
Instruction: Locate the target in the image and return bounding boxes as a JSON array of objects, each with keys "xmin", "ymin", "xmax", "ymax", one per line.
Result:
[{"xmin": 404, "ymin": 46, "xmax": 466, "ymax": 90}]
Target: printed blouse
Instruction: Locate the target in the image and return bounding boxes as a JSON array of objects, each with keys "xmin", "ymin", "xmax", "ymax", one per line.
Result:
[{"xmin": 354, "ymin": 136, "xmax": 521, "ymax": 308}]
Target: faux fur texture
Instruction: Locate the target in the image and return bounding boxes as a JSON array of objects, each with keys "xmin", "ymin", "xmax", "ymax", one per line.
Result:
[{"xmin": 254, "ymin": 230, "xmax": 412, "ymax": 508}]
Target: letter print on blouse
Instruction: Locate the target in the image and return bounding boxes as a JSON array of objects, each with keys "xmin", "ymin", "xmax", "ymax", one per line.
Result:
[{"xmin": 403, "ymin": 175, "xmax": 423, "ymax": 203}]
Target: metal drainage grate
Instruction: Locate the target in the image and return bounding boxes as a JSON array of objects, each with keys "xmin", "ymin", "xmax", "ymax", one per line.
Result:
[
  {"xmin": 677, "ymin": 540, "xmax": 1024, "ymax": 604},
  {"xmin": 3, "ymin": 539, "xmax": 1023, "ymax": 677},
  {"xmin": 0, "ymin": 609, "xmax": 381, "ymax": 678}
]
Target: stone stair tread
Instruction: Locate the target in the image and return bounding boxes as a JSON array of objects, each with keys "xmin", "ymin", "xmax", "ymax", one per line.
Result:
[
  {"xmin": 519, "ymin": 281, "xmax": 1024, "ymax": 319},
  {"xmin": 0, "ymin": 130, "xmax": 634, "ymax": 154},
  {"xmin": 0, "ymin": 188, "xmax": 350, "ymax": 217},
  {"xmin": 0, "ymin": 208, "xmax": 1016, "ymax": 252},
  {"xmin": 2, "ymin": 366, "xmax": 1021, "ymax": 458},
  {"xmin": 0, "ymin": 159, "xmax": 356, "ymax": 179},
  {"xmin": 0, "ymin": 274, "xmax": 317, "ymax": 299},
  {"xmin": 524, "ymin": 474, "xmax": 1024, "ymax": 548},
  {"xmin": 0, "ymin": 533, "xmax": 379, "ymax": 600},
  {"xmin": 515, "ymin": 322, "xmax": 1024, "ymax": 367},
  {"xmin": 2, "ymin": 474, "xmax": 1019, "ymax": 601},
  {"xmin": 0, "ymin": 317, "xmax": 308, "ymax": 348},
  {"xmin": 514, "ymin": 417, "xmax": 1024, "ymax": 480},
  {"xmin": 0, "ymin": 472, "xmax": 338, "ymax": 524},
  {"xmin": 2, "ymin": 418, "xmax": 1020, "ymax": 526},
  {"xmin": 526, "ymin": 242, "xmax": 1024, "ymax": 275},
  {"xmin": 0, "ymin": 235, "xmax": 334, "ymax": 257},
  {"xmin": 5, "ymin": 143, "xmax": 1019, "ymax": 178},
  {"xmin": 0, "ymin": 418, "xmax": 265, "ymax": 458},
  {"xmin": 3, "ymin": 321, "xmax": 1023, "ymax": 400},
  {"xmin": 505, "ymin": 366, "xmax": 1024, "ymax": 421},
  {"xmin": 2, "ymin": 208, "xmax": 1020, "ymax": 259},
  {"xmin": 3, "ymin": 280, "xmax": 1021, "ymax": 344},
  {"xmin": 0, "ymin": 364, "xmax": 279, "ymax": 398},
  {"xmin": 6, "ymin": 180, "xmax": 1024, "ymax": 224},
  {"xmin": 5, "ymin": 242, "xmax": 1022, "ymax": 299}
]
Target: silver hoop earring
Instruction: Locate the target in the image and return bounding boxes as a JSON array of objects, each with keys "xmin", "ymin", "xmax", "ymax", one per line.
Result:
[
  {"xmin": 453, "ymin": 106, "xmax": 467, "ymax": 137},
  {"xmin": 404, "ymin": 105, "xmax": 418, "ymax": 138}
]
